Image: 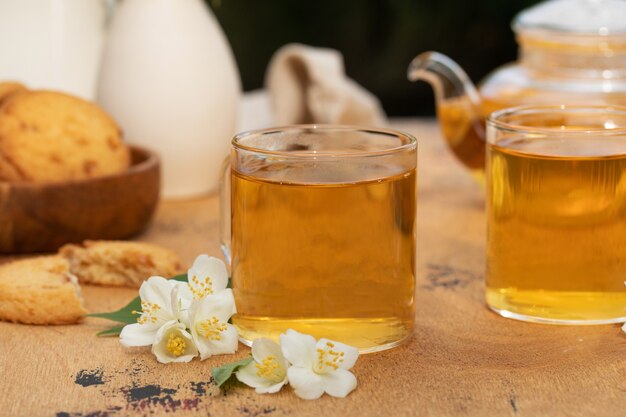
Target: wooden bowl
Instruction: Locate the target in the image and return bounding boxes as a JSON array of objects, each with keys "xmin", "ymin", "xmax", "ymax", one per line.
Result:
[{"xmin": 0, "ymin": 146, "xmax": 160, "ymax": 253}]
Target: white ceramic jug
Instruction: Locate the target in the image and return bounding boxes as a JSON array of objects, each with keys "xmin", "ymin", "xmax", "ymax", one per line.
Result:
[
  {"xmin": 97, "ymin": 0, "xmax": 241, "ymax": 198},
  {"xmin": 0, "ymin": 0, "xmax": 108, "ymax": 99}
]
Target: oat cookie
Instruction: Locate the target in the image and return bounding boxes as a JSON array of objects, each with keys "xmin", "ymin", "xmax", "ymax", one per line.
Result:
[
  {"xmin": 0, "ymin": 90, "xmax": 130, "ymax": 183},
  {"xmin": 0, "ymin": 256, "xmax": 86, "ymax": 324},
  {"xmin": 60, "ymin": 240, "xmax": 183, "ymax": 287},
  {"xmin": 0, "ymin": 82, "xmax": 27, "ymax": 106}
]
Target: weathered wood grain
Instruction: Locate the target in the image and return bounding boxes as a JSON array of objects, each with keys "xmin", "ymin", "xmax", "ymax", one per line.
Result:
[{"xmin": 0, "ymin": 120, "xmax": 624, "ymax": 417}]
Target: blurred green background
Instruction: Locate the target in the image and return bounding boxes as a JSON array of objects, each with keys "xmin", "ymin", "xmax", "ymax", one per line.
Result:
[{"xmin": 208, "ymin": 0, "xmax": 541, "ymax": 116}]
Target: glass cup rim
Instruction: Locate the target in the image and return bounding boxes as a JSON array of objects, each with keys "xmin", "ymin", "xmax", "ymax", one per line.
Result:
[
  {"xmin": 232, "ymin": 124, "xmax": 417, "ymax": 158},
  {"xmin": 488, "ymin": 104, "xmax": 626, "ymax": 136}
]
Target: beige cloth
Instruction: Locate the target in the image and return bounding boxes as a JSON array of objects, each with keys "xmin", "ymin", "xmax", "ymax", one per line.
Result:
[{"xmin": 265, "ymin": 44, "xmax": 387, "ymax": 126}]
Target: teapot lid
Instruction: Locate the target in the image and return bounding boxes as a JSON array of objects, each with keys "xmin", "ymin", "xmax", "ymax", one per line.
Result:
[{"xmin": 514, "ymin": 0, "xmax": 626, "ymax": 35}]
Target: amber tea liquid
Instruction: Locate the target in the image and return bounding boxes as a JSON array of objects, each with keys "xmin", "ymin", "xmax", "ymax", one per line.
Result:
[
  {"xmin": 438, "ymin": 93, "xmax": 626, "ymax": 183},
  {"xmin": 437, "ymin": 96, "xmax": 512, "ymax": 183},
  {"xmin": 231, "ymin": 167, "xmax": 416, "ymax": 352},
  {"xmin": 487, "ymin": 136, "xmax": 626, "ymax": 323}
]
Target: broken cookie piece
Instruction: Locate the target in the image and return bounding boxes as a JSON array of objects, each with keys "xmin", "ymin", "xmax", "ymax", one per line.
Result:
[
  {"xmin": 0, "ymin": 256, "xmax": 86, "ymax": 324},
  {"xmin": 60, "ymin": 240, "xmax": 183, "ymax": 288}
]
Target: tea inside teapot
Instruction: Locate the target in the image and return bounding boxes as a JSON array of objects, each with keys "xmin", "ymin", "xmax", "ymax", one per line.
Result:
[{"xmin": 408, "ymin": 0, "xmax": 626, "ymax": 184}]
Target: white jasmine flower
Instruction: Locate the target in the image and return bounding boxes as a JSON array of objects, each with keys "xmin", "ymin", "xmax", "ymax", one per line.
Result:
[
  {"xmin": 236, "ymin": 338, "xmax": 289, "ymax": 394},
  {"xmin": 152, "ymin": 320, "xmax": 198, "ymax": 363},
  {"xmin": 279, "ymin": 329, "xmax": 359, "ymax": 400},
  {"xmin": 187, "ymin": 255, "xmax": 229, "ymax": 299},
  {"xmin": 120, "ymin": 276, "xmax": 190, "ymax": 347},
  {"xmin": 188, "ymin": 289, "xmax": 238, "ymax": 359}
]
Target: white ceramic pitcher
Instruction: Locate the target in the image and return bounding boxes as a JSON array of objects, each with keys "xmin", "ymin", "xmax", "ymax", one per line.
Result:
[
  {"xmin": 0, "ymin": 0, "xmax": 109, "ymax": 99},
  {"xmin": 97, "ymin": 0, "xmax": 241, "ymax": 198}
]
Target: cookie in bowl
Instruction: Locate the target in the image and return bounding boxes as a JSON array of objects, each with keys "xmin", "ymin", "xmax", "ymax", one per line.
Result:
[
  {"xmin": 0, "ymin": 145, "xmax": 160, "ymax": 254},
  {"xmin": 0, "ymin": 90, "xmax": 130, "ymax": 183},
  {"xmin": 0, "ymin": 81, "xmax": 27, "ymax": 105}
]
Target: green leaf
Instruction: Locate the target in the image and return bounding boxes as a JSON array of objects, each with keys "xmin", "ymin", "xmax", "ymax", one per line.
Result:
[
  {"xmin": 212, "ymin": 356, "xmax": 253, "ymax": 388},
  {"xmin": 86, "ymin": 296, "xmax": 141, "ymax": 324},
  {"xmin": 171, "ymin": 273, "xmax": 187, "ymax": 282},
  {"xmin": 96, "ymin": 325, "xmax": 125, "ymax": 337}
]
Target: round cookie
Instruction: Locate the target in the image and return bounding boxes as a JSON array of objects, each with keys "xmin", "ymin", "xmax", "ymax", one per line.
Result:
[
  {"xmin": 0, "ymin": 82, "xmax": 27, "ymax": 106},
  {"xmin": 0, "ymin": 90, "xmax": 130, "ymax": 183},
  {"xmin": 60, "ymin": 240, "xmax": 183, "ymax": 288},
  {"xmin": 0, "ymin": 256, "xmax": 86, "ymax": 325}
]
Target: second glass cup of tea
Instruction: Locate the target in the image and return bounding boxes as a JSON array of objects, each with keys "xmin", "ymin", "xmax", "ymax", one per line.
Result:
[
  {"xmin": 486, "ymin": 105, "xmax": 626, "ymax": 324},
  {"xmin": 220, "ymin": 125, "xmax": 417, "ymax": 352}
]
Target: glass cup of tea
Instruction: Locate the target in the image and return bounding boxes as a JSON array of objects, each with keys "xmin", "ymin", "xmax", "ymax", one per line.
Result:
[
  {"xmin": 486, "ymin": 105, "xmax": 626, "ymax": 324},
  {"xmin": 220, "ymin": 125, "xmax": 417, "ymax": 352}
]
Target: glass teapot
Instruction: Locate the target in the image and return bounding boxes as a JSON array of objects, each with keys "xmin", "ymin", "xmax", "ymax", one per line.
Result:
[{"xmin": 408, "ymin": 0, "xmax": 626, "ymax": 183}]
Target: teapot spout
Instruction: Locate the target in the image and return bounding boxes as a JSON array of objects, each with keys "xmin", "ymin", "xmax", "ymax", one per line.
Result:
[
  {"xmin": 407, "ymin": 51, "xmax": 481, "ymax": 107},
  {"xmin": 407, "ymin": 51, "xmax": 487, "ymax": 176}
]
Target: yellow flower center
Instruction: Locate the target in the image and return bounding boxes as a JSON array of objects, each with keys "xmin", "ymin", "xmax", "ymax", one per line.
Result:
[
  {"xmin": 188, "ymin": 274, "xmax": 214, "ymax": 299},
  {"xmin": 315, "ymin": 341, "xmax": 345, "ymax": 374},
  {"xmin": 132, "ymin": 301, "xmax": 161, "ymax": 325},
  {"xmin": 166, "ymin": 333, "xmax": 187, "ymax": 357},
  {"xmin": 196, "ymin": 316, "xmax": 228, "ymax": 340},
  {"xmin": 256, "ymin": 356, "xmax": 283, "ymax": 382}
]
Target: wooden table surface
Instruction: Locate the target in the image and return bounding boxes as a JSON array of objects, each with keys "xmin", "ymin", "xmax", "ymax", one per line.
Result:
[{"xmin": 1, "ymin": 119, "xmax": 625, "ymax": 417}]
